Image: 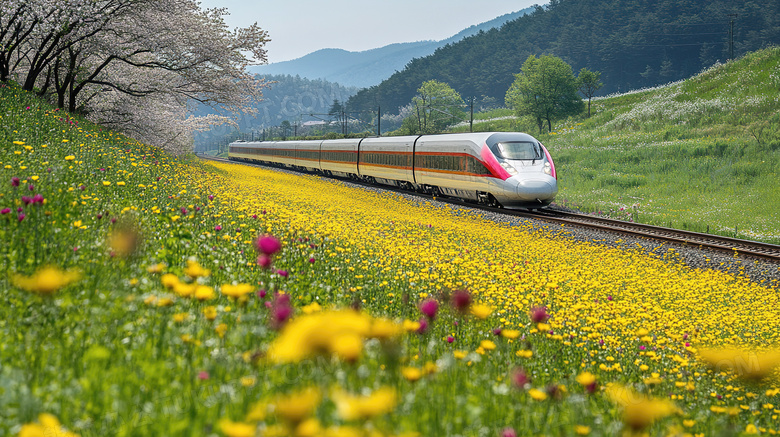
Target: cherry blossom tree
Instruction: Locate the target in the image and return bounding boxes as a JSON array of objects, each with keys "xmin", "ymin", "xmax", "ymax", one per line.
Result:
[{"xmin": 2, "ymin": 0, "xmax": 269, "ymax": 153}]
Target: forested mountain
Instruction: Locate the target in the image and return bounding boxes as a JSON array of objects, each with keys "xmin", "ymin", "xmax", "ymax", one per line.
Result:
[
  {"xmin": 249, "ymin": 8, "xmax": 533, "ymax": 88},
  {"xmin": 193, "ymin": 74, "xmax": 358, "ymax": 149},
  {"xmin": 347, "ymin": 0, "xmax": 780, "ymax": 115}
]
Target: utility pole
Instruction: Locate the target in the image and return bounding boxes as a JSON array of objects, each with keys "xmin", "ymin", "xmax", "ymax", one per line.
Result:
[
  {"xmin": 728, "ymin": 13, "xmax": 738, "ymax": 60},
  {"xmin": 377, "ymin": 105, "xmax": 381, "ymax": 137},
  {"xmin": 469, "ymin": 97, "xmax": 474, "ymax": 133}
]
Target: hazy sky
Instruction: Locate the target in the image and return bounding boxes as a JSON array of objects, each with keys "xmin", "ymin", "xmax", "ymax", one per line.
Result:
[{"xmin": 198, "ymin": 0, "xmax": 542, "ymax": 63}]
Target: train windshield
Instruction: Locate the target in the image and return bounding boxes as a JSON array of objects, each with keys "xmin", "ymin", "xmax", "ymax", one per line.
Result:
[{"xmin": 497, "ymin": 141, "xmax": 543, "ymax": 160}]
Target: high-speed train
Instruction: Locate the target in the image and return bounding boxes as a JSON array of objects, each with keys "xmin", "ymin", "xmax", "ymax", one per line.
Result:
[{"xmin": 228, "ymin": 132, "xmax": 557, "ymax": 208}]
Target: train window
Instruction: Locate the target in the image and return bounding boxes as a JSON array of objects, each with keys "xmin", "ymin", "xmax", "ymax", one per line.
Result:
[{"xmin": 497, "ymin": 142, "xmax": 542, "ymax": 160}]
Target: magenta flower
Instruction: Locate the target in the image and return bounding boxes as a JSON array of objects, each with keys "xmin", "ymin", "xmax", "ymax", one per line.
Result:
[
  {"xmin": 269, "ymin": 293, "xmax": 293, "ymax": 329},
  {"xmin": 416, "ymin": 318, "xmax": 428, "ymax": 335},
  {"xmin": 256, "ymin": 235, "xmax": 281, "ymax": 256},
  {"xmin": 276, "ymin": 269, "xmax": 289, "ymax": 278},
  {"xmin": 502, "ymin": 428, "xmax": 518, "ymax": 437},
  {"xmin": 214, "ymin": 225, "xmax": 222, "ymax": 231},
  {"xmin": 208, "ymin": 195, "xmax": 214, "ymax": 201},
  {"xmin": 510, "ymin": 367, "xmax": 530, "ymax": 389},
  {"xmin": 530, "ymin": 306, "xmax": 549, "ymax": 323},
  {"xmin": 21, "ymin": 196, "xmax": 32, "ymax": 205},
  {"xmin": 447, "ymin": 335, "xmax": 455, "ymax": 343},
  {"xmin": 419, "ymin": 299, "xmax": 438, "ymax": 320},
  {"xmin": 257, "ymin": 254, "xmax": 272, "ymax": 268},
  {"xmin": 308, "ymin": 257, "xmax": 315, "ymax": 263},
  {"xmin": 1, "ymin": 208, "xmax": 10, "ymax": 215},
  {"xmin": 11, "ymin": 177, "xmax": 19, "ymax": 187},
  {"xmin": 18, "ymin": 213, "xmax": 25, "ymax": 222},
  {"xmin": 32, "ymin": 194, "xmax": 44, "ymax": 205},
  {"xmin": 180, "ymin": 207, "xmax": 187, "ymax": 215},
  {"xmin": 197, "ymin": 371, "xmax": 209, "ymax": 380},
  {"xmin": 451, "ymin": 289, "xmax": 472, "ymax": 313}
]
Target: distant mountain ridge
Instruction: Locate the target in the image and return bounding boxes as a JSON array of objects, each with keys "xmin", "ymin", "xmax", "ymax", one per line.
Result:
[{"xmin": 249, "ymin": 8, "xmax": 534, "ymax": 88}]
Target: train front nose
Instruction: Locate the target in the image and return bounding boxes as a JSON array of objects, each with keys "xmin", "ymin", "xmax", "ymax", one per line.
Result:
[{"xmin": 516, "ymin": 176, "xmax": 558, "ymax": 201}]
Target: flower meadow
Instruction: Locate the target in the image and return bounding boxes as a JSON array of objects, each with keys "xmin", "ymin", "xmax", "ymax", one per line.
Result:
[{"xmin": 3, "ymin": 82, "xmax": 780, "ymax": 437}]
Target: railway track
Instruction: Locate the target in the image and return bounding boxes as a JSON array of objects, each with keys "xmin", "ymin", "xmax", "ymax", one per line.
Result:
[{"xmin": 198, "ymin": 154, "xmax": 780, "ymax": 263}]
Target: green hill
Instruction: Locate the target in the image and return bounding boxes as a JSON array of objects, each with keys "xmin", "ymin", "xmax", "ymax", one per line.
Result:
[{"xmin": 462, "ymin": 48, "xmax": 780, "ymax": 242}]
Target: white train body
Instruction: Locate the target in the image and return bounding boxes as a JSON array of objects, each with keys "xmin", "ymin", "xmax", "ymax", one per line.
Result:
[{"xmin": 229, "ymin": 132, "xmax": 557, "ymax": 208}]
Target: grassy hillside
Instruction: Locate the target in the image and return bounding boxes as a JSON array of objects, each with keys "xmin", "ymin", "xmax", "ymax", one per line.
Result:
[{"xmin": 458, "ymin": 47, "xmax": 780, "ymax": 243}]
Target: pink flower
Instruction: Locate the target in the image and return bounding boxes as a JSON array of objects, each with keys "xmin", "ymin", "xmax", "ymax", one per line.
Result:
[
  {"xmin": 32, "ymin": 194, "xmax": 44, "ymax": 205},
  {"xmin": 256, "ymin": 235, "xmax": 281, "ymax": 255},
  {"xmin": 214, "ymin": 225, "xmax": 222, "ymax": 231},
  {"xmin": 197, "ymin": 371, "xmax": 209, "ymax": 380},
  {"xmin": 419, "ymin": 299, "xmax": 438, "ymax": 320},
  {"xmin": 208, "ymin": 195, "xmax": 214, "ymax": 201},
  {"xmin": 510, "ymin": 367, "xmax": 529, "ymax": 389},
  {"xmin": 257, "ymin": 289, "xmax": 267, "ymax": 298},
  {"xmin": 447, "ymin": 336, "xmax": 455, "ymax": 343},
  {"xmin": 502, "ymin": 428, "xmax": 517, "ymax": 437},
  {"xmin": 18, "ymin": 213, "xmax": 25, "ymax": 222},
  {"xmin": 180, "ymin": 207, "xmax": 187, "ymax": 215},
  {"xmin": 257, "ymin": 254, "xmax": 272, "ymax": 268},
  {"xmin": 0, "ymin": 208, "xmax": 10, "ymax": 214},
  {"xmin": 308, "ymin": 257, "xmax": 315, "ymax": 263},
  {"xmin": 530, "ymin": 306, "xmax": 549, "ymax": 323},
  {"xmin": 11, "ymin": 177, "xmax": 19, "ymax": 187},
  {"xmin": 450, "ymin": 289, "xmax": 472, "ymax": 313},
  {"xmin": 276, "ymin": 269, "xmax": 289, "ymax": 278},
  {"xmin": 269, "ymin": 294, "xmax": 293, "ymax": 329},
  {"xmin": 416, "ymin": 318, "xmax": 428, "ymax": 335}
]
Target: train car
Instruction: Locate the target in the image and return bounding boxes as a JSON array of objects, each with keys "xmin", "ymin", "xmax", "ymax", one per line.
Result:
[
  {"xmin": 228, "ymin": 131, "xmax": 557, "ymax": 208},
  {"xmin": 320, "ymin": 138, "xmax": 360, "ymax": 177},
  {"xmin": 415, "ymin": 132, "xmax": 557, "ymax": 208},
  {"xmin": 357, "ymin": 136, "xmax": 417, "ymax": 187}
]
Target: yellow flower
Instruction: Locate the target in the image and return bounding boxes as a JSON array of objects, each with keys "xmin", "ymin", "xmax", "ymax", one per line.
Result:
[
  {"xmin": 453, "ymin": 350, "xmax": 468, "ymax": 359},
  {"xmin": 216, "ymin": 323, "xmax": 228, "ymax": 338},
  {"xmin": 221, "ymin": 283, "xmax": 255, "ymax": 299},
  {"xmin": 501, "ymin": 329, "xmax": 521, "ymax": 339},
  {"xmin": 267, "ymin": 310, "xmax": 396, "ymax": 363},
  {"xmin": 698, "ymin": 347, "xmax": 780, "ymax": 383},
  {"xmin": 301, "ymin": 301, "xmax": 322, "ymax": 314},
  {"xmin": 480, "ymin": 340, "xmax": 497, "ymax": 351},
  {"xmin": 219, "ymin": 419, "xmax": 256, "ymax": 437},
  {"xmin": 574, "ymin": 425, "xmax": 591, "ymax": 435},
  {"xmin": 528, "ymin": 388, "xmax": 548, "ymax": 401},
  {"xmin": 161, "ymin": 273, "xmax": 179, "ymax": 289},
  {"xmin": 65, "ymin": 155, "xmax": 75, "ymax": 161},
  {"xmin": 185, "ymin": 260, "xmax": 211, "ymax": 279},
  {"xmin": 194, "ymin": 285, "xmax": 215, "ymax": 301},
  {"xmin": 401, "ymin": 367, "xmax": 423, "ymax": 382},
  {"xmin": 331, "ymin": 387, "xmax": 398, "ymax": 420},
  {"xmin": 576, "ymin": 371, "xmax": 597, "ymax": 387},
  {"xmin": 331, "ymin": 333, "xmax": 363, "ymax": 362},
  {"xmin": 173, "ymin": 313, "xmax": 188, "ymax": 323},
  {"xmin": 18, "ymin": 413, "xmax": 79, "ymax": 437},
  {"xmin": 147, "ymin": 263, "xmax": 166, "ymax": 274},
  {"xmin": 173, "ymin": 282, "xmax": 196, "ymax": 298},
  {"xmin": 102, "ymin": 181, "xmax": 111, "ymax": 186},
  {"xmin": 606, "ymin": 384, "xmax": 677, "ymax": 430},
  {"xmin": 11, "ymin": 266, "xmax": 81, "ymax": 295},
  {"xmin": 203, "ymin": 306, "xmax": 217, "ymax": 321},
  {"xmin": 273, "ymin": 387, "xmax": 320, "ymax": 423},
  {"xmin": 403, "ymin": 319, "xmax": 421, "ymax": 332},
  {"xmin": 470, "ymin": 304, "xmax": 492, "ymax": 319}
]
